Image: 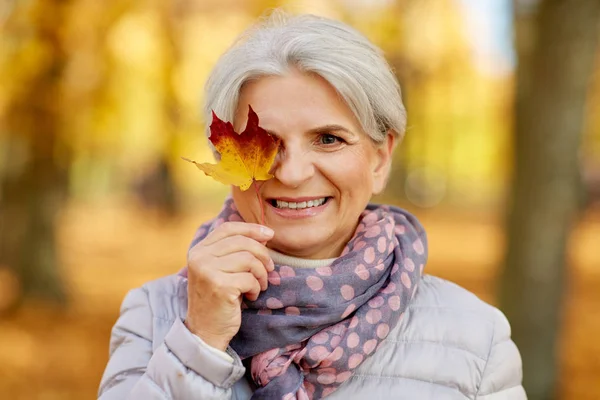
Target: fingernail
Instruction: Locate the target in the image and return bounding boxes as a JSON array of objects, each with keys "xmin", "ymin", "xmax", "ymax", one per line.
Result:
[
  {"xmin": 269, "ymin": 258, "xmax": 275, "ymax": 270},
  {"xmin": 261, "ymin": 226, "xmax": 274, "ymax": 236}
]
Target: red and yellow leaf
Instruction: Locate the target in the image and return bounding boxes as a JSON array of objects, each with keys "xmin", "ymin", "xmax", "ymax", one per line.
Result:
[{"xmin": 184, "ymin": 106, "xmax": 280, "ymax": 191}]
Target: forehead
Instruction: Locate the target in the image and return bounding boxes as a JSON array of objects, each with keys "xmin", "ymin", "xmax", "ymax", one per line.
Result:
[{"xmin": 233, "ymin": 70, "xmax": 363, "ymax": 135}]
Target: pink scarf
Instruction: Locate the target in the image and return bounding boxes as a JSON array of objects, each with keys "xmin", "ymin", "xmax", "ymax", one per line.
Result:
[{"xmin": 184, "ymin": 199, "xmax": 427, "ymax": 399}]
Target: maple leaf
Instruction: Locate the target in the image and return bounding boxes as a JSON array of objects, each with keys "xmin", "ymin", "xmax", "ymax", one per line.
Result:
[{"xmin": 183, "ymin": 106, "xmax": 280, "ymax": 191}]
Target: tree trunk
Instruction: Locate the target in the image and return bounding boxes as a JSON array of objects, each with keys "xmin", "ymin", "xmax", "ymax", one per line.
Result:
[
  {"xmin": 500, "ymin": 1, "xmax": 600, "ymax": 399},
  {"xmin": 131, "ymin": 0, "xmax": 182, "ymax": 218},
  {"xmin": 0, "ymin": 0, "xmax": 70, "ymax": 306}
]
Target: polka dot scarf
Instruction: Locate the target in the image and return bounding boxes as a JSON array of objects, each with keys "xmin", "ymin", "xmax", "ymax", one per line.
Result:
[{"xmin": 185, "ymin": 198, "xmax": 427, "ymax": 399}]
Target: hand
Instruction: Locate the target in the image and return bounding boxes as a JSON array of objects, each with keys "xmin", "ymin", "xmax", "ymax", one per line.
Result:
[{"xmin": 184, "ymin": 222, "xmax": 274, "ymax": 351}]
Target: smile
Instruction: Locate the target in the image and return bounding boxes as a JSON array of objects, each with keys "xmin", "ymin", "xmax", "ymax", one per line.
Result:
[
  {"xmin": 269, "ymin": 197, "xmax": 330, "ymax": 209},
  {"xmin": 274, "ymin": 198, "xmax": 327, "ymax": 209}
]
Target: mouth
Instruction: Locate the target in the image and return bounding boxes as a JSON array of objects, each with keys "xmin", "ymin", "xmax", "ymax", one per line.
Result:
[{"xmin": 267, "ymin": 197, "xmax": 332, "ymax": 210}]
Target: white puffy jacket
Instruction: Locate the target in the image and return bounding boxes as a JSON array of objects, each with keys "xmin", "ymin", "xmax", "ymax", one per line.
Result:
[{"xmin": 98, "ymin": 274, "xmax": 526, "ymax": 399}]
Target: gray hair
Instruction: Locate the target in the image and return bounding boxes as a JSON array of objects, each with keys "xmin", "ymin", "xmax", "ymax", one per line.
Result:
[{"xmin": 203, "ymin": 10, "xmax": 407, "ymax": 143}]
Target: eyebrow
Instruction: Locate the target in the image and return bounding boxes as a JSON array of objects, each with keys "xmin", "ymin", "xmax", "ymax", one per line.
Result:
[{"xmin": 264, "ymin": 124, "xmax": 357, "ymax": 138}]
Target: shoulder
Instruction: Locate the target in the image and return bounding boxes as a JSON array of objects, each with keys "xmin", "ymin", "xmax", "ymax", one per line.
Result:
[
  {"xmin": 399, "ymin": 274, "xmax": 511, "ymax": 358},
  {"xmin": 118, "ymin": 274, "xmax": 187, "ymax": 327},
  {"xmin": 137, "ymin": 274, "xmax": 187, "ymax": 319},
  {"xmin": 415, "ymin": 275, "xmax": 509, "ymax": 325},
  {"xmin": 347, "ymin": 275, "xmax": 521, "ymax": 398},
  {"xmin": 111, "ymin": 274, "xmax": 187, "ymax": 352},
  {"xmin": 363, "ymin": 275, "xmax": 520, "ymax": 397},
  {"xmin": 121, "ymin": 273, "xmax": 183, "ymax": 305},
  {"xmin": 407, "ymin": 277, "xmax": 525, "ymax": 398}
]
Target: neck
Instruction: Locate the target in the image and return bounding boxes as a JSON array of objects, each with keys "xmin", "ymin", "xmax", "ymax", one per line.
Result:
[{"xmin": 268, "ymin": 248, "xmax": 336, "ymax": 269}]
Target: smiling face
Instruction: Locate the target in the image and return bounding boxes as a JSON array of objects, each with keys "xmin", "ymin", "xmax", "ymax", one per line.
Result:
[{"xmin": 231, "ymin": 69, "xmax": 395, "ymax": 259}]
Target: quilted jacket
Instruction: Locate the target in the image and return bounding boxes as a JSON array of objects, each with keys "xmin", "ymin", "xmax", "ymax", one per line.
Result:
[{"xmin": 98, "ymin": 274, "xmax": 526, "ymax": 399}]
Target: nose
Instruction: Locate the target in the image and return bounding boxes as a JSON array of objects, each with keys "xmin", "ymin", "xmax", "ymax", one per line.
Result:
[{"xmin": 272, "ymin": 146, "xmax": 315, "ymax": 188}]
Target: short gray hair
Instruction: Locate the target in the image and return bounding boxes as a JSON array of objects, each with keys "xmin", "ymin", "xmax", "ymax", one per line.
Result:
[{"xmin": 203, "ymin": 10, "xmax": 407, "ymax": 143}]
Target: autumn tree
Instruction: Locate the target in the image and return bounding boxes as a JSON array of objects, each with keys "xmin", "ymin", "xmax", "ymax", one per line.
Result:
[
  {"xmin": 0, "ymin": 0, "xmax": 71, "ymax": 306},
  {"xmin": 499, "ymin": 1, "xmax": 600, "ymax": 399}
]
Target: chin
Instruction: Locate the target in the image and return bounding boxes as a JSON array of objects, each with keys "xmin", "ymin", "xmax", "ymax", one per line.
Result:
[
  {"xmin": 270, "ymin": 238, "xmax": 317, "ymax": 255},
  {"xmin": 269, "ymin": 235, "xmax": 320, "ymax": 258},
  {"xmin": 269, "ymin": 224, "xmax": 338, "ymax": 259}
]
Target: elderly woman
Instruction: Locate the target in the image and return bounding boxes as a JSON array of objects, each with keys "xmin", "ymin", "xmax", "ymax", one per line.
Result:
[{"xmin": 99, "ymin": 11, "xmax": 526, "ymax": 400}]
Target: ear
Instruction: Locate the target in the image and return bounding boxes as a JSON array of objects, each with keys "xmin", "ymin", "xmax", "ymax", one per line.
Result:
[{"xmin": 372, "ymin": 131, "xmax": 396, "ymax": 195}]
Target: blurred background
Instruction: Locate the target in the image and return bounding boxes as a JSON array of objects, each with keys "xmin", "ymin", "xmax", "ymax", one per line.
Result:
[{"xmin": 0, "ymin": 0, "xmax": 598, "ymax": 399}]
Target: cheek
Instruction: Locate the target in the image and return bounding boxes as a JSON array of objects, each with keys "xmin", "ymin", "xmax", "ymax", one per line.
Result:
[
  {"xmin": 232, "ymin": 188, "xmax": 257, "ymax": 220},
  {"xmin": 319, "ymin": 152, "xmax": 374, "ymax": 196}
]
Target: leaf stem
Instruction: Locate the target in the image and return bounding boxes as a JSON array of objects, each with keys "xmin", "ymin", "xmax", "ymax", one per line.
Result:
[{"xmin": 254, "ymin": 182, "xmax": 265, "ymax": 225}]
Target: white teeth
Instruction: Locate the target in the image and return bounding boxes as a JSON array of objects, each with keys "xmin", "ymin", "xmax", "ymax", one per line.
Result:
[{"xmin": 275, "ymin": 198, "xmax": 327, "ymax": 209}]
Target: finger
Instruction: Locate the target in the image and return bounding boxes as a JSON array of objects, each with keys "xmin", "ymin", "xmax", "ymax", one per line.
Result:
[
  {"xmin": 210, "ymin": 235, "xmax": 273, "ymax": 272},
  {"xmin": 230, "ymin": 272, "xmax": 261, "ymax": 302},
  {"xmin": 203, "ymin": 222, "xmax": 274, "ymax": 246},
  {"xmin": 218, "ymin": 252, "xmax": 269, "ymax": 291}
]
